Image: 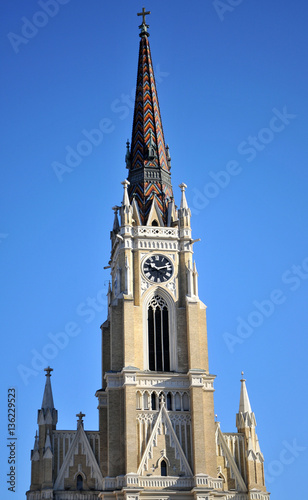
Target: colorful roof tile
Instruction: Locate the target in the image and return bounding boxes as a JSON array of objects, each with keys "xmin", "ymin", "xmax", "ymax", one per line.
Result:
[{"xmin": 127, "ymin": 17, "xmax": 173, "ymax": 225}]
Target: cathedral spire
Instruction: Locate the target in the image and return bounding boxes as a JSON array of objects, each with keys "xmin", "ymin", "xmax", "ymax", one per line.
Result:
[
  {"xmin": 41, "ymin": 366, "xmax": 55, "ymax": 410},
  {"xmin": 127, "ymin": 9, "xmax": 173, "ymax": 225}
]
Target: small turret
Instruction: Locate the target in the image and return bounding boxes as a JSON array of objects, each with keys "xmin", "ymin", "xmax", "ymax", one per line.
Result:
[
  {"xmin": 37, "ymin": 366, "xmax": 57, "ymax": 428},
  {"xmin": 29, "ymin": 367, "xmax": 57, "ymax": 493},
  {"xmin": 236, "ymin": 373, "xmax": 256, "ymax": 431},
  {"xmin": 236, "ymin": 373, "xmax": 267, "ymax": 493},
  {"xmin": 120, "ymin": 179, "xmax": 133, "ymax": 226},
  {"xmin": 178, "ymin": 183, "xmax": 191, "ymax": 229}
]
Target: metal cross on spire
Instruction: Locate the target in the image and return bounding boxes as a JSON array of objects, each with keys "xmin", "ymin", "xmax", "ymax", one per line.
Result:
[
  {"xmin": 44, "ymin": 366, "xmax": 53, "ymax": 377},
  {"xmin": 137, "ymin": 7, "xmax": 151, "ymax": 24}
]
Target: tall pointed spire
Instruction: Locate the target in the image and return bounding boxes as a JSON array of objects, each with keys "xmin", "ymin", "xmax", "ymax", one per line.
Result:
[
  {"xmin": 41, "ymin": 366, "xmax": 54, "ymax": 410},
  {"xmin": 127, "ymin": 9, "xmax": 173, "ymax": 225},
  {"xmin": 236, "ymin": 372, "xmax": 256, "ymax": 431},
  {"xmin": 239, "ymin": 372, "xmax": 252, "ymax": 414}
]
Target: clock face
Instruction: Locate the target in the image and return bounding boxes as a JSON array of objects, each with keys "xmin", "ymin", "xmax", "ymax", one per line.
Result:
[{"xmin": 142, "ymin": 254, "xmax": 173, "ymax": 283}]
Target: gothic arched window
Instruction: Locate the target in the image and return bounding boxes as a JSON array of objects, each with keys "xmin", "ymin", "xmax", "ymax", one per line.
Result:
[
  {"xmin": 166, "ymin": 392, "xmax": 172, "ymax": 410},
  {"xmin": 183, "ymin": 392, "xmax": 190, "ymax": 411},
  {"xmin": 77, "ymin": 474, "xmax": 83, "ymax": 490},
  {"xmin": 151, "ymin": 392, "xmax": 157, "ymax": 410},
  {"xmin": 161, "ymin": 459, "xmax": 167, "ymax": 476},
  {"xmin": 147, "ymin": 295, "xmax": 170, "ymax": 372}
]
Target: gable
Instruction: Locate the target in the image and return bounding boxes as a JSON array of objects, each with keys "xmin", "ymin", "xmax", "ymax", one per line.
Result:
[
  {"xmin": 137, "ymin": 404, "xmax": 193, "ymax": 477},
  {"xmin": 54, "ymin": 425, "xmax": 103, "ymax": 491}
]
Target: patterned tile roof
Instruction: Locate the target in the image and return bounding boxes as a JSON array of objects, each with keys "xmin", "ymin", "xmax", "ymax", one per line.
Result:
[{"xmin": 127, "ymin": 26, "xmax": 173, "ymax": 225}]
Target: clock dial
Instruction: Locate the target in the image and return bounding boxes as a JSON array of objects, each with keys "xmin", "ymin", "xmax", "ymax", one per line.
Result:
[{"xmin": 142, "ymin": 254, "xmax": 173, "ymax": 283}]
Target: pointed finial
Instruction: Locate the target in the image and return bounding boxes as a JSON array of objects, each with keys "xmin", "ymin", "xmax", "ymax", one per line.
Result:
[
  {"xmin": 41, "ymin": 367, "xmax": 55, "ymax": 410},
  {"xmin": 137, "ymin": 7, "xmax": 151, "ymax": 36},
  {"xmin": 45, "ymin": 429, "xmax": 52, "ymax": 449},
  {"xmin": 239, "ymin": 373, "xmax": 252, "ymax": 414},
  {"xmin": 166, "ymin": 144, "xmax": 171, "ymax": 169},
  {"xmin": 44, "ymin": 366, "xmax": 53, "ymax": 377},
  {"xmin": 125, "ymin": 139, "xmax": 131, "ymax": 169},
  {"xmin": 121, "ymin": 179, "xmax": 131, "ymax": 207},
  {"xmin": 112, "ymin": 206, "xmax": 120, "ymax": 233},
  {"xmin": 179, "ymin": 183, "xmax": 189, "ymax": 211},
  {"xmin": 34, "ymin": 431, "xmax": 39, "ymax": 451}
]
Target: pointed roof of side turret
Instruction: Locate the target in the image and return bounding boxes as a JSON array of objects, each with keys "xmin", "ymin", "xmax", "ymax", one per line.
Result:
[
  {"xmin": 127, "ymin": 9, "xmax": 173, "ymax": 225},
  {"xmin": 236, "ymin": 372, "xmax": 256, "ymax": 430},
  {"xmin": 41, "ymin": 366, "xmax": 55, "ymax": 410},
  {"xmin": 239, "ymin": 373, "xmax": 252, "ymax": 414}
]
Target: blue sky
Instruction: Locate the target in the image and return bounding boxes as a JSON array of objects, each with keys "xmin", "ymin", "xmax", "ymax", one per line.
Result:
[{"xmin": 1, "ymin": 1, "xmax": 308, "ymax": 498}]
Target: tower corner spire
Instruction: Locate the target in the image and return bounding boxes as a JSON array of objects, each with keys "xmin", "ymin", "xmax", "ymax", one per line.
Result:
[
  {"xmin": 41, "ymin": 366, "xmax": 55, "ymax": 411},
  {"xmin": 239, "ymin": 372, "xmax": 252, "ymax": 414},
  {"xmin": 178, "ymin": 183, "xmax": 191, "ymax": 228},
  {"xmin": 38, "ymin": 366, "xmax": 58, "ymax": 427},
  {"xmin": 236, "ymin": 372, "xmax": 256, "ymax": 431},
  {"xmin": 121, "ymin": 179, "xmax": 133, "ymax": 225}
]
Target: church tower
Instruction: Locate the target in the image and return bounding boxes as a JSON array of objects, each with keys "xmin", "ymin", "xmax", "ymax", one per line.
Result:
[{"xmin": 27, "ymin": 9, "xmax": 270, "ymax": 500}]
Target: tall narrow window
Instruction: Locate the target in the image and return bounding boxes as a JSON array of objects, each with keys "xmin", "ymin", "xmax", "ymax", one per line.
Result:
[
  {"xmin": 143, "ymin": 392, "xmax": 149, "ymax": 410},
  {"xmin": 161, "ymin": 459, "xmax": 167, "ymax": 476},
  {"xmin": 166, "ymin": 392, "xmax": 172, "ymax": 410},
  {"xmin": 151, "ymin": 393, "xmax": 157, "ymax": 410},
  {"xmin": 148, "ymin": 295, "xmax": 170, "ymax": 372},
  {"xmin": 183, "ymin": 393, "xmax": 189, "ymax": 411},
  {"xmin": 175, "ymin": 392, "xmax": 181, "ymax": 411},
  {"xmin": 77, "ymin": 474, "xmax": 83, "ymax": 490}
]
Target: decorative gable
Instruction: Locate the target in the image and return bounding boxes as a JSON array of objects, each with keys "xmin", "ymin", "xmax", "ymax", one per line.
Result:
[
  {"xmin": 137, "ymin": 403, "xmax": 193, "ymax": 477},
  {"xmin": 54, "ymin": 425, "xmax": 103, "ymax": 491}
]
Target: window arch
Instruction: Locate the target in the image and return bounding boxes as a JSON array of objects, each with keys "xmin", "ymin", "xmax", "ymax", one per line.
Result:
[{"xmin": 147, "ymin": 295, "xmax": 170, "ymax": 371}]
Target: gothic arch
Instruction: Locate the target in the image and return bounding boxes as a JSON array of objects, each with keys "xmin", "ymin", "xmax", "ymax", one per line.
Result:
[
  {"xmin": 142, "ymin": 287, "xmax": 177, "ymax": 371},
  {"xmin": 73, "ymin": 470, "xmax": 86, "ymax": 481},
  {"xmin": 158, "ymin": 455, "xmax": 170, "ymax": 477}
]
